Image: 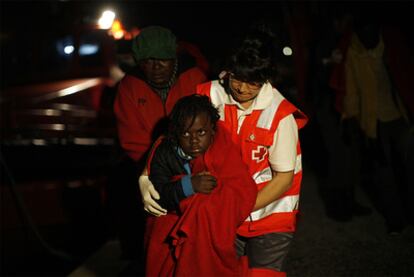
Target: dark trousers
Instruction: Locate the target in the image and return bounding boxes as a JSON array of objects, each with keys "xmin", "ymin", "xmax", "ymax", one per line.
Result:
[
  {"xmin": 369, "ymin": 118, "xmax": 413, "ymax": 228},
  {"xmin": 235, "ymin": 232, "xmax": 293, "ymax": 272},
  {"xmin": 314, "ymin": 90, "xmax": 362, "ymax": 218}
]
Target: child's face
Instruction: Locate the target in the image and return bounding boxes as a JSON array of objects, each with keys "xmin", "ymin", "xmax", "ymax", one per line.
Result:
[{"xmin": 179, "ymin": 112, "xmax": 215, "ymax": 158}]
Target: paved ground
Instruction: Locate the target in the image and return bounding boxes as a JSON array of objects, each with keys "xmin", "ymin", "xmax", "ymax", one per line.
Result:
[
  {"xmin": 68, "ymin": 163, "xmax": 414, "ymax": 277},
  {"xmin": 284, "ymin": 165, "xmax": 414, "ymax": 276}
]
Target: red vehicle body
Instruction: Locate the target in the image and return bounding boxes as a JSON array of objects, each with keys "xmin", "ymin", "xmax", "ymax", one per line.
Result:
[{"xmin": 1, "ymin": 22, "xmax": 126, "ymax": 274}]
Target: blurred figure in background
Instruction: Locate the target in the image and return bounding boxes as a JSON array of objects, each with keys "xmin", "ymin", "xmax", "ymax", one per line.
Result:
[
  {"xmin": 310, "ymin": 10, "xmax": 373, "ymax": 222},
  {"xmin": 108, "ymin": 25, "xmax": 207, "ymax": 272},
  {"xmin": 332, "ymin": 12, "xmax": 414, "ymax": 235}
]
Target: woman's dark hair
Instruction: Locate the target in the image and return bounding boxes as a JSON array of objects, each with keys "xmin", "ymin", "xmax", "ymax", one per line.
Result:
[
  {"xmin": 225, "ymin": 22, "xmax": 278, "ymax": 84},
  {"xmin": 168, "ymin": 94, "xmax": 220, "ymax": 142}
]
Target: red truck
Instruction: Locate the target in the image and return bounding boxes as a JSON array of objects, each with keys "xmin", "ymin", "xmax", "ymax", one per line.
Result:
[{"xmin": 1, "ymin": 21, "xmax": 130, "ymax": 274}]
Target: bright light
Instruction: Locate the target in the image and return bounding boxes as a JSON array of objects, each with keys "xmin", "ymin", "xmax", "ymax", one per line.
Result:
[
  {"xmin": 110, "ymin": 19, "xmax": 125, "ymax": 39},
  {"xmin": 98, "ymin": 10, "xmax": 116, "ymax": 29},
  {"xmin": 79, "ymin": 44, "xmax": 99, "ymax": 55},
  {"xmin": 64, "ymin": 45, "xmax": 75, "ymax": 55},
  {"xmin": 283, "ymin": 46, "xmax": 293, "ymax": 56},
  {"xmin": 113, "ymin": 30, "xmax": 125, "ymax": 40}
]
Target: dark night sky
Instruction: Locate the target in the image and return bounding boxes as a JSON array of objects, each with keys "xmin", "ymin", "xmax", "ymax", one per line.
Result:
[
  {"xmin": 62, "ymin": 1, "xmax": 414, "ymax": 57},
  {"xmin": 3, "ymin": 1, "xmax": 413, "ymax": 51},
  {"xmin": 2, "ymin": 1, "xmax": 413, "ymax": 45},
  {"xmin": 1, "ymin": 1, "xmax": 290, "ymax": 61},
  {"xmin": 1, "ymin": 0, "xmax": 413, "ymax": 83}
]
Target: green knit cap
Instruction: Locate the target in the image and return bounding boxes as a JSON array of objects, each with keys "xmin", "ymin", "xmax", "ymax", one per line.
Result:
[{"xmin": 132, "ymin": 26, "xmax": 177, "ymax": 61}]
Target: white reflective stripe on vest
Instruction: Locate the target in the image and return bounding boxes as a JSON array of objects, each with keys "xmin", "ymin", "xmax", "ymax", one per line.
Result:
[
  {"xmin": 252, "ymin": 167, "xmax": 272, "ymax": 184},
  {"xmin": 256, "ymin": 94, "xmax": 282, "ymax": 130},
  {"xmin": 249, "ymin": 194, "xmax": 300, "ymax": 221},
  {"xmin": 209, "ymin": 80, "xmax": 232, "ymax": 122},
  {"xmin": 294, "ymin": 154, "xmax": 302, "ymax": 174},
  {"xmin": 252, "ymin": 156, "xmax": 301, "ymax": 184},
  {"xmin": 217, "ymin": 103, "xmax": 226, "ymax": 121}
]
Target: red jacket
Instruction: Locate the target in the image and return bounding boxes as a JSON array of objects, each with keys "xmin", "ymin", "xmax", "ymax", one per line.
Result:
[
  {"xmin": 114, "ymin": 68, "xmax": 207, "ymax": 162},
  {"xmin": 145, "ymin": 123, "xmax": 257, "ymax": 276}
]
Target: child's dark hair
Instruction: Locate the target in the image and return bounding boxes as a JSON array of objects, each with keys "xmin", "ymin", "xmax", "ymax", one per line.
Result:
[
  {"xmin": 168, "ymin": 94, "xmax": 220, "ymax": 142},
  {"xmin": 225, "ymin": 22, "xmax": 278, "ymax": 84}
]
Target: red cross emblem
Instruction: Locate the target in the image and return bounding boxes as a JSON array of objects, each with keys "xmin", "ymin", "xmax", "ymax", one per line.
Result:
[{"xmin": 252, "ymin": 146, "xmax": 268, "ymax": 163}]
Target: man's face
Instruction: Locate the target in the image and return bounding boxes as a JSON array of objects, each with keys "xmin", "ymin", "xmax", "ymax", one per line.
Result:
[
  {"xmin": 178, "ymin": 112, "xmax": 215, "ymax": 158},
  {"xmin": 228, "ymin": 74, "xmax": 262, "ymax": 107},
  {"xmin": 356, "ymin": 24, "xmax": 380, "ymax": 50},
  {"xmin": 139, "ymin": 58, "xmax": 175, "ymax": 86}
]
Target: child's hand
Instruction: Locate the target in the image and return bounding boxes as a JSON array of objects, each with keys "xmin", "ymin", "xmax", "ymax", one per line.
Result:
[{"xmin": 191, "ymin": 171, "xmax": 217, "ymax": 194}]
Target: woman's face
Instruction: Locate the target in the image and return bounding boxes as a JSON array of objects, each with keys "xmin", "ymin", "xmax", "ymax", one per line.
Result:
[
  {"xmin": 178, "ymin": 112, "xmax": 215, "ymax": 158},
  {"xmin": 228, "ymin": 74, "xmax": 263, "ymax": 108}
]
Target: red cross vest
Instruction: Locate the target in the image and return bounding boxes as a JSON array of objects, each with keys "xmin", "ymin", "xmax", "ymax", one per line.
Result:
[{"xmin": 197, "ymin": 81, "xmax": 308, "ymax": 236}]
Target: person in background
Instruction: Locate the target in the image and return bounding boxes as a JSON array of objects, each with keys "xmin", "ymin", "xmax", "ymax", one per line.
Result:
[
  {"xmin": 332, "ymin": 13, "xmax": 413, "ymax": 235},
  {"xmin": 310, "ymin": 10, "xmax": 372, "ymax": 221},
  {"xmin": 140, "ymin": 24, "xmax": 308, "ymax": 276},
  {"xmin": 144, "ymin": 94, "xmax": 256, "ymax": 276},
  {"xmin": 109, "ymin": 25, "xmax": 207, "ymax": 272}
]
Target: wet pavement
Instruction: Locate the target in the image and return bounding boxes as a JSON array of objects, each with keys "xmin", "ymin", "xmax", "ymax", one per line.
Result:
[
  {"xmin": 284, "ymin": 164, "xmax": 414, "ymax": 276},
  {"xmin": 3, "ymin": 157, "xmax": 413, "ymax": 276},
  {"xmin": 67, "ymin": 163, "xmax": 414, "ymax": 277}
]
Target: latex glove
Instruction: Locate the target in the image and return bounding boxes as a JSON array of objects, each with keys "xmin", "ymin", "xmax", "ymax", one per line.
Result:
[{"xmin": 139, "ymin": 175, "xmax": 167, "ymax": 216}]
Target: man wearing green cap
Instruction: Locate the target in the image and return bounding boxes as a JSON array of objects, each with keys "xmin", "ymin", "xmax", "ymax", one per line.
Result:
[
  {"xmin": 112, "ymin": 25, "xmax": 208, "ymax": 267},
  {"xmin": 115, "ymin": 25, "xmax": 208, "ymax": 162}
]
